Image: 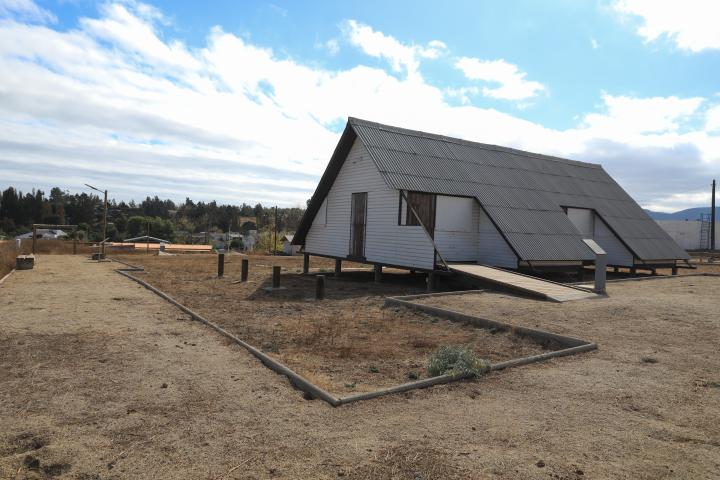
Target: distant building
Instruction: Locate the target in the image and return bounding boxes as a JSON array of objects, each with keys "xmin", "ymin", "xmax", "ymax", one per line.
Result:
[
  {"xmin": 242, "ymin": 230, "xmax": 258, "ymax": 251},
  {"xmin": 655, "ymin": 220, "xmax": 719, "ymax": 250},
  {"xmin": 16, "ymin": 229, "xmax": 68, "ymax": 240},
  {"xmin": 282, "ymin": 234, "xmax": 301, "ymax": 255}
]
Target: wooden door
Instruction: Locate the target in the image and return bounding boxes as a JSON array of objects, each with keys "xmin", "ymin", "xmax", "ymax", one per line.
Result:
[{"xmin": 350, "ymin": 192, "xmax": 367, "ymax": 258}]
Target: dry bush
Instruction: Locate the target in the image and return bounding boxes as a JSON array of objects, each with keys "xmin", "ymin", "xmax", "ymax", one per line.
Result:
[{"xmin": 0, "ymin": 240, "xmax": 19, "ymax": 278}]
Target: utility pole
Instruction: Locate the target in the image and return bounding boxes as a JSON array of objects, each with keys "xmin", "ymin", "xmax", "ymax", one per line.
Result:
[
  {"xmin": 146, "ymin": 219, "xmax": 150, "ymax": 255},
  {"xmin": 712, "ymin": 179, "xmax": 716, "ymax": 251}
]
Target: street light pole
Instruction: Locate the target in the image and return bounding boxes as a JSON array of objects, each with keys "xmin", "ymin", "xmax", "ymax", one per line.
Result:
[{"xmin": 85, "ymin": 183, "xmax": 108, "ymax": 260}]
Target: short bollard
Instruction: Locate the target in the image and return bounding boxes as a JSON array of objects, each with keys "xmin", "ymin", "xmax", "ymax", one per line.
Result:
[
  {"xmin": 272, "ymin": 266, "xmax": 281, "ymax": 288},
  {"xmin": 241, "ymin": 258, "xmax": 249, "ymax": 282},
  {"xmin": 217, "ymin": 253, "xmax": 225, "ymax": 277},
  {"xmin": 316, "ymin": 275, "xmax": 325, "ymax": 300}
]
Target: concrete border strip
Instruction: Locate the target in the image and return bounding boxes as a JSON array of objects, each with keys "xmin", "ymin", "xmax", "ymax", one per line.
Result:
[
  {"xmin": 568, "ymin": 272, "xmax": 720, "ymax": 286},
  {"xmin": 0, "ymin": 268, "xmax": 15, "ymax": 285},
  {"xmin": 111, "ymin": 259, "xmax": 597, "ymax": 407}
]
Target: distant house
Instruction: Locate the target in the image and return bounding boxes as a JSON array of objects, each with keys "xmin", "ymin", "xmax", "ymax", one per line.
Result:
[
  {"xmin": 293, "ymin": 117, "xmax": 689, "ymax": 273},
  {"xmin": 242, "ymin": 230, "xmax": 258, "ymax": 251},
  {"xmin": 282, "ymin": 234, "xmax": 301, "ymax": 255},
  {"xmin": 16, "ymin": 229, "xmax": 68, "ymax": 240}
]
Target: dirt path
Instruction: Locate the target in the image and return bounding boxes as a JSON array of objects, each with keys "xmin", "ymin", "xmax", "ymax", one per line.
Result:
[{"xmin": 1, "ymin": 256, "xmax": 719, "ymax": 479}]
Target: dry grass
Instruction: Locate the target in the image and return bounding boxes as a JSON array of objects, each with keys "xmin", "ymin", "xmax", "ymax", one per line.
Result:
[
  {"xmin": 0, "ymin": 241, "xmax": 18, "ymax": 278},
  {"xmin": 3, "ymin": 256, "xmax": 720, "ymax": 479},
  {"xmin": 113, "ymin": 254, "xmax": 549, "ymax": 394}
]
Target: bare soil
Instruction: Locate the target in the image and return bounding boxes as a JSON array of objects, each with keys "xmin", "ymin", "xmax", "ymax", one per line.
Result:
[
  {"xmin": 111, "ymin": 254, "xmax": 547, "ymax": 394},
  {"xmin": 1, "ymin": 255, "xmax": 719, "ymax": 479}
]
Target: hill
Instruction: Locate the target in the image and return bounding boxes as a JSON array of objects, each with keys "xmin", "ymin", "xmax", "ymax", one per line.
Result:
[{"xmin": 644, "ymin": 207, "xmax": 719, "ymax": 221}]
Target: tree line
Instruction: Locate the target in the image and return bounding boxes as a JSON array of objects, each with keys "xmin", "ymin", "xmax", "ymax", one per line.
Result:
[{"xmin": 0, "ymin": 186, "xmax": 306, "ymax": 244}]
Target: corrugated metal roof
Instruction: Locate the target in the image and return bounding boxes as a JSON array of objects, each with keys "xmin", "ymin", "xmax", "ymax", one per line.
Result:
[{"xmin": 295, "ymin": 117, "xmax": 688, "ymax": 262}]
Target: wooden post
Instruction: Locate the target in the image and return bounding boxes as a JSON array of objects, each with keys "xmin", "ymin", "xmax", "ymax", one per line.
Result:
[
  {"xmin": 629, "ymin": 267, "xmax": 637, "ymax": 276},
  {"xmin": 316, "ymin": 275, "xmax": 325, "ymax": 300},
  {"xmin": 272, "ymin": 266, "xmax": 281, "ymax": 288},
  {"xmin": 334, "ymin": 259, "xmax": 342, "ymax": 276},
  {"xmin": 32, "ymin": 225, "xmax": 37, "ymax": 254},
  {"xmin": 241, "ymin": 258, "xmax": 249, "ymax": 282},
  {"xmin": 427, "ymin": 272, "xmax": 435, "ymax": 292},
  {"xmin": 671, "ymin": 266, "xmax": 678, "ymax": 276},
  {"xmin": 217, "ymin": 253, "xmax": 225, "ymax": 277},
  {"xmin": 303, "ymin": 253, "xmax": 309, "ymax": 274},
  {"xmin": 374, "ymin": 264, "xmax": 382, "ymax": 283},
  {"xmin": 613, "ymin": 266, "xmax": 619, "ymax": 274}
]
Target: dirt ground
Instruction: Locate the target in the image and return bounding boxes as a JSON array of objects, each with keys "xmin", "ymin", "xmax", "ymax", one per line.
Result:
[
  {"xmin": 1, "ymin": 255, "xmax": 719, "ymax": 479},
  {"xmin": 110, "ymin": 254, "xmax": 548, "ymax": 395}
]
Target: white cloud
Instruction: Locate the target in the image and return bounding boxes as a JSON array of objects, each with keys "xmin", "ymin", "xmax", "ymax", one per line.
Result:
[
  {"xmin": 0, "ymin": 2, "xmax": 717, "ymax": 211},
  {"xmin": 0, "ymin": 0, "xmax": 56, "ymax": 23},
  {"xmin": 454, "ymin": 57, "xmax": 545, "ymax": 101},
  {"xmin": 706, "ymin": 104, "xmax": 720, "ymax": 132},
  {"xmin": 614, "ymin": 0, "xmax": 720, "ymax": 52},
  {"xmin": 343, "ymin": 20, "xmax": 446, "ymax": 77},
  {"xmin": 591, "ymin": 37, "xmax": 599, "ymax": 49},
  {"xmin": 322, "ymin": 38, "xmax": 340, "ymax": 55},
  {"xmin": 582, "ymin": 93, "xmax": 704, "ymax": 136}
]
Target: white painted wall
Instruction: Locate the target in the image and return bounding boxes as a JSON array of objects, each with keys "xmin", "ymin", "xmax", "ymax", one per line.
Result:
[
  {"xmin": 566, "ymin": 208, "xmax": 594, "ymax": 238},
  {"xmin": 435, "ymin": 196, "xmax": 478, "ymax": 261},
  {"xmin": 655, "ymin": 220, "xmax": 719, "ymax": 250},
  {"xmin": 594, "ymin": 216, "xmax": 634, "ymax": 266},
  {"xmin": 305, "ymin": 139, "xmax": 435, "ymax": 269},
  {"xmin": 477, "ymin": 207, "xmax": 518, "ymax": 268}
]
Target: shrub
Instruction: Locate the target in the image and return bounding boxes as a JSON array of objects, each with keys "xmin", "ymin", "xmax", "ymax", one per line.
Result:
[{"xmin": 427, "ymin": 345, "xmax": 490, "ymax": 377}]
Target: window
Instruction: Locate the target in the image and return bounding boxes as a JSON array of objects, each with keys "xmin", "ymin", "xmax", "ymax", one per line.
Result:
[{"xmin": 400, "ymin": 191, "xmax": 436, "ymax": 234}]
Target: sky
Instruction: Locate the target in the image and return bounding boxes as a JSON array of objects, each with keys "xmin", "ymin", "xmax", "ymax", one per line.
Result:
[{"xmin": 0, "ymin": 0, "xmax": 718, "ymax": 211}]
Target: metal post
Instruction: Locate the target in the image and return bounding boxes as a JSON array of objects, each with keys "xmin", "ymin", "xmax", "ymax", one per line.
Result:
[
  {"xmin": 374, "ymin": 264, "xmax": 382, "ymax": 283},
  {"xmin": 315, "ymin": 275, "xmax": 325, "ymax": 300},
  {"xmin": 32, "ymin": 225, "xmax": 37, "ymax": 254},
  {"xmin": 272, "ymin": 266, "xmax": 281, "ymax": 288},
  {"xmin": 217, "ymin": 253, "xmax": 225, "ymax": 277},
  {"xmin": 594, "ymin": 253, "xmax": 607, "ymax": 294},
  {"xmin": 334, "ymin": 259, "xmax": 342, "ymax": 276},
  {"xmin": 711, "ymin": 179, "xmax": 716, "ymax": 251},
  {"xmin": 146, "ymin": 221, "xmax": 150, "ymax": 255},
  {"xmin": 302, "ymin": 253, "xmax": 309, "ymax": 274},
  {"xmin": 241, "ymin": 258, "xmax": 249, "ymax": 282},
  {"xmin": 427, "ymin": 272, "xmax": 435, "ymax": 292}
]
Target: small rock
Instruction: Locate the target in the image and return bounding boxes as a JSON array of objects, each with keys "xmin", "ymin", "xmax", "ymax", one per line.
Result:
[
  {"xmin": 23, "ymin": 455, "xmax": 40, "ymax": 470},
  {"xmin": 536, "ymin": 460, "xmax": 545, "ymax": 468},
  {"xmin": 160, "ymin": 383, "xmax": 168, "ymax": 389}
]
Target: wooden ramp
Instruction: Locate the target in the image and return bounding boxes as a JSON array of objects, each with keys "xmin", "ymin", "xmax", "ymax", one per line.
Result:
[{"xmin": 449, "ymin": 264, "xmax": 599, "ymax": 302}]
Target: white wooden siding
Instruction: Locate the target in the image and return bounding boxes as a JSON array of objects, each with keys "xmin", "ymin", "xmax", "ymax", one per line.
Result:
[
  {"xmin": 594, "ymin": 215, "xmax": 634, "ymax": 266},
  {"xmin": 305, "ymin": 139, "xmax": 435, "ymax": 269},
  {"xmin": 435, "ymin": 196, "xmax": 478, "ymax": 261},
  {"xmin": 477, "ymin": 207, "xmax": 518, "ymax": 268}
]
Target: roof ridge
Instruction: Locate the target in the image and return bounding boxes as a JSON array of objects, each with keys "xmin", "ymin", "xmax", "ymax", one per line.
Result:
[{"xmin": 348, "ymin": 116, "xmax": 602, "ymax": 170}]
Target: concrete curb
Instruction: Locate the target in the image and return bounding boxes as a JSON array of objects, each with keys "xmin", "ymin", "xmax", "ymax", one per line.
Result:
[
  {"xmin": 569, "ymin": 272, "xmax": 720, "ymax": 286},
  {"xmin": 111, "ymin": 259, "xmax": 597, "ymax": 406},
  {"xmin": 0, "ymin": 268, "xmax": 15, "ymax": 285}
]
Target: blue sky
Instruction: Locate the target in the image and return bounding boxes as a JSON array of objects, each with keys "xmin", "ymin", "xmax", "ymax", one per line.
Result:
[{"xmin": 0, "ymin": 0, "xmax": 719, "ymax": 211}]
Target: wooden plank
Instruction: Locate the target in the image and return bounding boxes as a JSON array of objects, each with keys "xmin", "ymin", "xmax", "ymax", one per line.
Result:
[{"xmin": 450, "ymin": 264, "xmax": 598, "ymax": 302}]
